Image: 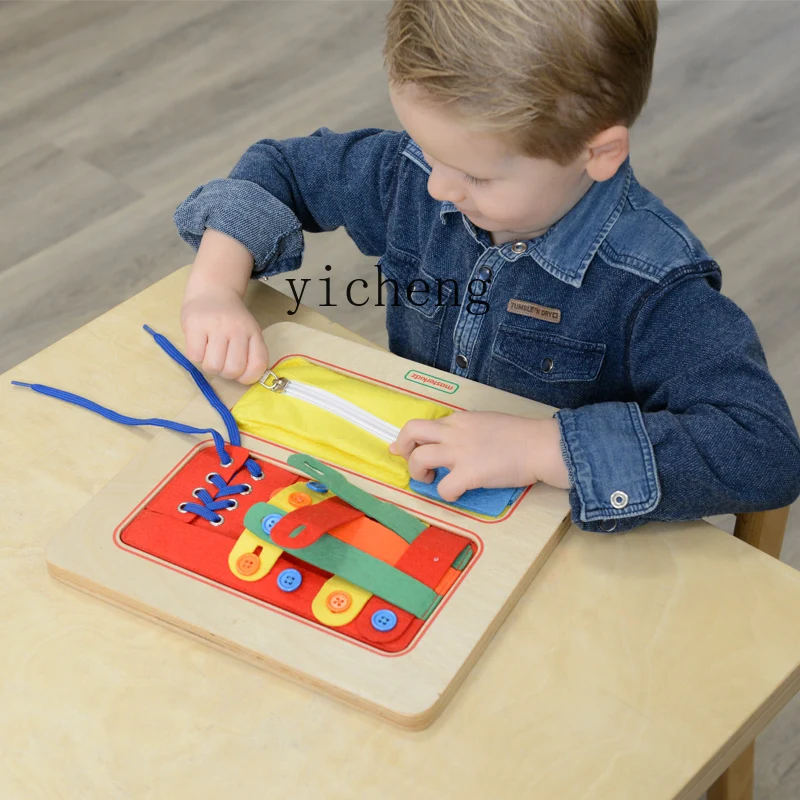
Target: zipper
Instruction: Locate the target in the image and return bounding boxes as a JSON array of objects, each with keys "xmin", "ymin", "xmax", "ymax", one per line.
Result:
[{"xmin": 259, "ymin": 369, "xmax": 400, "ymax": 444}]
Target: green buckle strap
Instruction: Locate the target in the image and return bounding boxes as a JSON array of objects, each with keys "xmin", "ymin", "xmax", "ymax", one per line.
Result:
[
  {"xmin": 244, "ymin": 501, "xmax": 440, "ymax": 619},
  {"xmin": 287, "ymin": 453, "xmax": 428, "ymax": 544}
]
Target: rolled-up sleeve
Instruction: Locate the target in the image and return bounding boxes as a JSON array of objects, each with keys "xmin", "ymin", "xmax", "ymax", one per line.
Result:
[
  {"xmin": 174, "ymin": 127, "xmax": 404, "ymax": 278},
  {"xmin": 174, "ymin": 178, "xmax": 303, "ymax": 276},
  {"xmin": 556, "ymin": 266, "xmax": 800, "ymax": 533}
]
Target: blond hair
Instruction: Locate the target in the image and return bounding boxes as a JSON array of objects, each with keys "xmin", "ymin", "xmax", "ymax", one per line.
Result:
[{"xmin": 384, "ymin": 0, "xmax": 658, "ymax": 164}]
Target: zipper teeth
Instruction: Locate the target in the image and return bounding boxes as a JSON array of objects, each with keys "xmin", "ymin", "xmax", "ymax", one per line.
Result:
[{"xmin": 282, "ymin": 380, "xmax": 401, "ymax": 444}]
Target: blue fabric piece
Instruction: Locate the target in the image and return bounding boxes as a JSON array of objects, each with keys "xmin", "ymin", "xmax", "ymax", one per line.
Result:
[{"xmin": 409, "ymin": 468, "xmax": 523, "ymax": 516}]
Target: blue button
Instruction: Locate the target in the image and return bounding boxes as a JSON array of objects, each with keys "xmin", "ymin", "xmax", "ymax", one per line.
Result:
[
  {"xmin": 477, "ymin": 266, "xmax": 492, "ymax": 282},
  {"xmin": 371, "ymin": 609, "xmax": 398, "ymax": 632},
  {"xmin": 261, "ymin": 513, "xmax": 282, "ymax": 535},
  {"xmin": 277, "ymin": 568, "xmax": 303, "ymax": 592},
  {"xmin": 306, "ymin": 481, "xmax": 328, "ymax": 494}
]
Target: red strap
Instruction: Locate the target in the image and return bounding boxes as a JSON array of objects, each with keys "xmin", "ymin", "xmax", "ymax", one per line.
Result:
[{"xmin": 269, "ymin": 496, "xmax": 364, "ymax": 550}]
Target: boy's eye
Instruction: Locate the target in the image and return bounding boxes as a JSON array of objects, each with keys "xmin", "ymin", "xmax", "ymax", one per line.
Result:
[{"xmin": 463, "ymin": 173, "xmax": 489, "ymax": 187}]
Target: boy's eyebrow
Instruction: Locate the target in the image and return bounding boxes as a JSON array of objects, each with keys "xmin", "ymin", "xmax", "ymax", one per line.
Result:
[{"xmin": 420, "ymin": 148, "xmax": 493, "ymax": 178}]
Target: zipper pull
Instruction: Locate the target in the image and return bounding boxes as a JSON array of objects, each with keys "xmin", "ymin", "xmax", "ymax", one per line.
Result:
[{"xmin": 259, "ymin": 369, "xmax": 289, "ymax": 393}]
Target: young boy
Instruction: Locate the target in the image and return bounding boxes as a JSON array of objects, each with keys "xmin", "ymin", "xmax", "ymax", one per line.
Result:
[{"xmin": 174, "ymin": 0, "xmax": 800, "ymax": 533}]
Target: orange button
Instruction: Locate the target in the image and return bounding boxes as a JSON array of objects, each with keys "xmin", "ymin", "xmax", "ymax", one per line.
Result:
[
  {"xmin": 288, "ymin": 492, "xmax": 312, "ymax": 507},
  {"xmin": 326, "ymin": 591, "xmax": 352, "ymax": 613},
  {"xmin": 236, "ymin": 553, "xmax": 261, "ymax": 576}
]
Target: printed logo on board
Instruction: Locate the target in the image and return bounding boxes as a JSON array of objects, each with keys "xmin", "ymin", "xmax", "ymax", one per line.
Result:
[{"xmin": 403, "ymin": 370, "xmax": 459, "ymax": 394}]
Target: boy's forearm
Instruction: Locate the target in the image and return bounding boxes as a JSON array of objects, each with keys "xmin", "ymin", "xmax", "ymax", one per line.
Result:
[{"xmin": 184, "ymin": 228, "xmax": 254, "ymax": 301}]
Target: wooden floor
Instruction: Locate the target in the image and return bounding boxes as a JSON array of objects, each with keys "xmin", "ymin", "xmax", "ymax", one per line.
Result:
[{"xmin": 1, "ymin": 1, "xmax": 799, "ymax": 796}]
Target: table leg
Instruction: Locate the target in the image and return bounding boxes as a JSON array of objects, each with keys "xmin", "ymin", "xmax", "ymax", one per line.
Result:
[{"xmin": 707, "ymin": 742, "xmax": 754, "ymax": 800}]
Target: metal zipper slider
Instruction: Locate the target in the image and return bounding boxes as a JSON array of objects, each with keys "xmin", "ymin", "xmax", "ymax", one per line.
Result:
[{"xmin": 258, "ymin": 369, "xmax": 289, "ymax": 393}]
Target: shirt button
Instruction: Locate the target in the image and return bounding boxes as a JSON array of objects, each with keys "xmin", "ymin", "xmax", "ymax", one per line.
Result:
[
  {"xmin": 541, "ymin": 357, "xmax": 554, "ymax": 373},
  {"xmin": 511, "ymin": 241, "xmax": 528, "ymax": 254},
  {"xmin": 455, "ymin": 354, "xmax": 468, "ymax": 370},
  {"xmin": 477, "ymin": 266, "xmax": 493, "ymax": 281},
  {"xmin": 599, "ymin": 519, "xmax": 618, "ymax": 533},
  {"xmin": 326, "ymin": 591, "xmax": 352, "ymax": 613},
  {"xmin": 277, "ymin": 567, "xmax": 303, "ymax": 592},
  {"xmin": 371, "ymin": 609, "xmax": 398, "ymax": 632},
  {"xmin": 305, "ymin": 481, "xmax": 328, "ymax": 494},
  {"xmin": 610, "ymin": 491, "xmax": 629, "ymax": 509},
  {"xmin": 236, "ymin": 553, "xmax": 261, "ymax": 576}
]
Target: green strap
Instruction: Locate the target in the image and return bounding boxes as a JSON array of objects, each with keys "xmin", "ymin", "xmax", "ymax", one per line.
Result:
[
  {"xmin": 244, "ymin": 502, "xmax": 440, "ymax": 619},
  {"xmin": 452, "ymin": 544, "xmax": 473, "ymax": 570},
  {"xmin": 286, "ymin": 453, "xmax": 428, "ymax": 544}
]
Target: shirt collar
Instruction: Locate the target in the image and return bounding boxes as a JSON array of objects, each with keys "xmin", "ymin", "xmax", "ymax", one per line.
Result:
[{"xmin": 439, "ymin": 158, "xmax": 632, "ymax": 288}]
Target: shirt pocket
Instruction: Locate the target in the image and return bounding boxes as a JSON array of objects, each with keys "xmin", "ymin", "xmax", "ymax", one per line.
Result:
[
  {"xmin": 377, "ymin": 245, "xmax": 453, "ymax": 365},
  {"xmin": 487, "ymin": 324, "xmax": 606, "ymax": 404}
]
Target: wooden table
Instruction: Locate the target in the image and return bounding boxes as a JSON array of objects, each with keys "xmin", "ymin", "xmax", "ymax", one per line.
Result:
[{"xmin": 3, "ymin": 268, "xmax": 800, "ymax": 800}]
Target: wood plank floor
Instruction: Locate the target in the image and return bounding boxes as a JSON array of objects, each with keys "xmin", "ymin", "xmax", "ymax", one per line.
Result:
[{"xmin": 1, "ymin": 2, "xmax": 799, "ymax": 796}]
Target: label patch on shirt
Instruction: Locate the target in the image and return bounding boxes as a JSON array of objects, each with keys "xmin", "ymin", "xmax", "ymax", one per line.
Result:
[{"xmin": 507, "ymin": 299, "xmax": 561, "ymax": 324}]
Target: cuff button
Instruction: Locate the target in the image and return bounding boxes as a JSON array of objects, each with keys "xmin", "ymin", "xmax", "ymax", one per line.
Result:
[
  {"xmin": 599, "ymin": 519, "xmax": 618, "ymax": 533},
  {"xmin": 610, "ymin": 491, "xmax": 629, "ymax": 509}
]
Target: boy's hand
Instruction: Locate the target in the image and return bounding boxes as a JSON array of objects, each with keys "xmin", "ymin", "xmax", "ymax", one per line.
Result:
[
  {"xmin": 388, "ymin": 411, "xmax": 570, "ymax": 501},
  {"xmin": 181, "ymin": 288, "xmax": 269, "ymax": 384}
]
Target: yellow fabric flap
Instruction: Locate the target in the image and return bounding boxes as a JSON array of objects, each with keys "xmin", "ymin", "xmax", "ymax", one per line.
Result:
[{"xmin": 232, "ymin": 357, "xmax": 452, "ymax": 488}]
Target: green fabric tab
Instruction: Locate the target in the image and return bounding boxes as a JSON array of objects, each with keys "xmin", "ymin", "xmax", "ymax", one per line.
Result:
[
  {"xmin": 421, "ymin": 594, "xmax": 443, "ymax": 621},
  {"xmin": 451, "ymin": 544, "xmax": 473, "ymax": 571},
  {"xmin": 244, "ymin": 502, "xmax": 438, "ymax": 618},
  {"xmin": 286, "ymin": 453, "xmax": 428, "ymax": 544}
]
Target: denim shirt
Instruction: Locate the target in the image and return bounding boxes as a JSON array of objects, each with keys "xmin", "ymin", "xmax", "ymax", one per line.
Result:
[{"xmin": 174, "ymin": 127, "xmax": 800, "ymax": 532}]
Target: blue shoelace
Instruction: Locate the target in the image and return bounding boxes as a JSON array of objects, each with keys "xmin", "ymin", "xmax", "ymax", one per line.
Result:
[{"xmin": 13, "ymin": 325, "xmax": 264, "ymax": 524}]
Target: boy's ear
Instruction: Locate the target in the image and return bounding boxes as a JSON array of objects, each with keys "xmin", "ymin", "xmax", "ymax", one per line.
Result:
[{"xmin": 584, "ymin": 126, "xmax": 630, "ymax": 182}]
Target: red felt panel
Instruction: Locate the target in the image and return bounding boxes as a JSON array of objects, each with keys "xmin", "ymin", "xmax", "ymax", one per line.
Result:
[
  {"xmin": 121, "ymin": 508, "xmax": 426, "ymax": 652},
  {"xmin": 121, "ymin": 456, "xmax": 472, "ymax": 653},
  {"xmin": 394, "ymin": 526, "xmax": 473, "ymax": 590},
  {"xmin": 269, "ymin": 497, "xmax": 364, "ymax": 550},
  {"xmin": 121, "ymin": 509, "xmax": 237, "ymax": 570},
  {"xmin": 146, "ymin": 446, "xmax": 296, "ymax": 540}
]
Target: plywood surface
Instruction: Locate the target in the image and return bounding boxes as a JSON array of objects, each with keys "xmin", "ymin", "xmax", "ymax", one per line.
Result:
[
  {"xmin": 2, "ymin": 270, "xmax": 800, "ymax": 798},
  {"xmin": 44, "ymin": 321, "xmax": 571, "ymax": 728}
]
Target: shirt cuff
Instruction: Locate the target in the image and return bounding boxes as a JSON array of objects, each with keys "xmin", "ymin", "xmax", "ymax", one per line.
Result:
[
  {"xmin": 173, "ymin": 178, "xmax": 304, "ymax": 277},
  {"xmin": 555, "ymin": 402, "xmax": 661, "ymax": 532}
]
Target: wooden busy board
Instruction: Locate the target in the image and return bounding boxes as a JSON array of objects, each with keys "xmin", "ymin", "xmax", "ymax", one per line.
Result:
[{"xmin": 46, "ymin": 322, "xmax": 571, "ymax": 729}]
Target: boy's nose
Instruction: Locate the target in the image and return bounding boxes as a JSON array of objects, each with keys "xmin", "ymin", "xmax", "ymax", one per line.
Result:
[{"xmin": 427, "ymin": 167, "xmax": 466, "ymax": 204}]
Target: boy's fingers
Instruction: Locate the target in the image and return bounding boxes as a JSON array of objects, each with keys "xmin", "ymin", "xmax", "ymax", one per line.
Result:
[
  {"xmin": 184, "ymin": 328, "xmax": 207, "ymax": 363},
  {"xmin": 389, "ymin": 419, "xmax": 446, "ymax": 459},
  {"xmin": 203, "ymin": 336, "xmax": 229, "ymax": 375},
  {"xmin": 220, "ymin": 335, "xmax": 248, "ymax": 380},
  {"xmin": 238, "ymin": 335, "xmax": 270, "ymax": 385},
  {"xmin": 407, "ymin": 443, "xmax": 450, "ymax": 483},
  {"xmin": 436, "ymin": 468, "xmax": 477, "ymax": 503}
]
